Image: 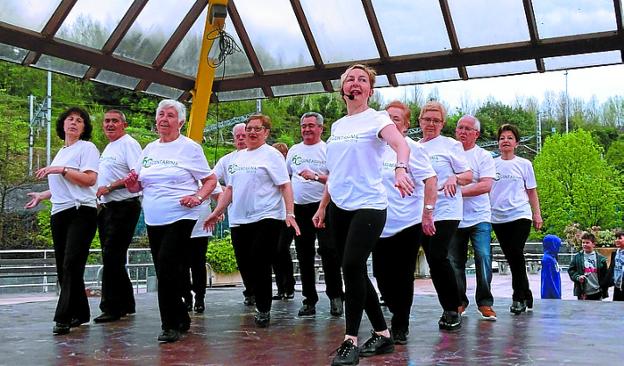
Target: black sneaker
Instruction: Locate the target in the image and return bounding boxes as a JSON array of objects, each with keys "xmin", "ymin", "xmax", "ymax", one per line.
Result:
[
  {"xmin": 254, "ymin": 311, "xmax": 270, "ymax": 328},
  {"xmin": 244, "ymin": 295, "xmax": 256, "ymax": 306},
  {"xmin": 391, "ymin": 328, "xmax": 408, "ymax": 345},
  {"xmin": 272, "ymin": 292, "xmax": 284, "ymax": 300},
  {"xmin": 359, "ymin": 330, "xmax": 395, "ymax": 357},
  {"xmin": 525, "ymin": 298, "xmax": 533, "ymax": 312},
  {"xmin": 438, "ymin": 311, "xmax": 462, "ymax": 331},
  {"xmin": 157, "ymin": 329, "xmax": 180, "ymax": 343},
  {"xmin": 94, "ymin": 313, "xmax": 120, "ymax": 323},
  {"xmin": 510, "ymin": 301, "xmax": 527, "ymax": 315},
  {"xmin": 298, "ymin": 304, "xmax": 316, "ymax": 316},
  {"xmin": 330, "ymin": 297, "xmax": 344, "ymax": 317},
  {"xmin": 194, "ymin": 297, "xmax": 205, "ymax": 313},
  {"xmin": 52, "ymin": 322, "xmax": 70, "ymax": 335},
  {"xmin": 331, "ymin": 339, "xmax": 359, "ymax": 366},
  {"xmin": 284, "ymin": 292, "xmax": 295, "ymax": 299}
]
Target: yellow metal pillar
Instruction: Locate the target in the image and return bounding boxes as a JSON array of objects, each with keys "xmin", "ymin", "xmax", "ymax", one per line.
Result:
[{"xmin": 186, "ymin": 0, "xmax": 228, "ymax": 142}]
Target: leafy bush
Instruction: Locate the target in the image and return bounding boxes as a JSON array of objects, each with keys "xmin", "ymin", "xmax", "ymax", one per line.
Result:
[
  {"xmin": 564, "ymin": 223, "xmax": 617, "ymax": 250},
  {"xmin": 206, "ymin": 235, "xmax": 238, "ymax": 274}
]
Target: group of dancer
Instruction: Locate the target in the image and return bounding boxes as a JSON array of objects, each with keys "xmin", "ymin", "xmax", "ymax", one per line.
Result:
[{"xmin": 25, "ymin": 63, "xmax": 542, "ymax": 366}]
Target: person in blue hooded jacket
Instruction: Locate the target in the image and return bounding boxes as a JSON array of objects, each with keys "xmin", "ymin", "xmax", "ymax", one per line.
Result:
[{"xmin": 541, "ymin": 234, "xmax": 562, "ymax": 299}]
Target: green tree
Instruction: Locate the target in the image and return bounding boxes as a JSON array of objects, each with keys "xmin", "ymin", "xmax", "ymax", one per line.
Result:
[
  {"xmin": 606, "ymin": 138, "xmax": 624, "ymax": 172},
  {"xmin": 533, "ymin": 130, "xmax": 623, "ymax": 237}
]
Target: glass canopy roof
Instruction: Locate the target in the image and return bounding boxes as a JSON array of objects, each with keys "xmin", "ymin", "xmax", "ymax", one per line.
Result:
[{"xmin": 0, "ymin": 0, "xmax": 622, "ymax": 102}]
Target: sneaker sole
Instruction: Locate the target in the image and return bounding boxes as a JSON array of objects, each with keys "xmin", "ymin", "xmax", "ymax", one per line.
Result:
[{"xmin": 480, "ymin": 315, "xmax": 497, "ymax": 321}]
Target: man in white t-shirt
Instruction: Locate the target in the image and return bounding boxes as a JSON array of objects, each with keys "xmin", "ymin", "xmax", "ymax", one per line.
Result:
[
  {"xmin": 286, "ymin": 112, "xmax": 344, "ymax": 317},
  {"xmin": 449, "ymin": 115, "xmax": 497, "ymax": 321},
  {"xmin": 94, "ymin": 110, "xmax": 142, "ymax": 323}
]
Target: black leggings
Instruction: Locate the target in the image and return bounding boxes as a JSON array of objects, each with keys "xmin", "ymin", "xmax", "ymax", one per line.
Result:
[
  {"xmin": 419, "ymin": 220, "xmax": 461, "ymax": 311},
  {"xmin": 185, "ymin": 237, "xmax": 209, "ymax": 300},
  {"xmin": 373, "ymin": 223, "xmax": 421, "ymax": 332},
  {"xmin": 327, "ymin": 202, "xmax": 387, "ymax": 337},
  {"xmin": 51, "ymin": 206, "xmax": 97, "ymax": 324},
  {"xmin": 492, "ymin": 219, "xmax": 533, "ymax": 303},
  {"xmin": 230, "ymin": 218, "xmax": 283, "ymax": 313},
  {"xmin": 147, "ymin": 220, "xmax": 195, "ymax": 330}
]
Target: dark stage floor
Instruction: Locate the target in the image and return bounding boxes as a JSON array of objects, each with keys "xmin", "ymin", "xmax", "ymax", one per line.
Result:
[{"xmin": 0, "ymin": 287, "xmax": 621, "ymax": 365}]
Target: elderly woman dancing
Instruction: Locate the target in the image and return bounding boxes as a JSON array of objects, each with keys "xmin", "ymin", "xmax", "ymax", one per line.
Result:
[{"xmin": 124, "ymin": 99, "xmax": 217, "ymax": 343}]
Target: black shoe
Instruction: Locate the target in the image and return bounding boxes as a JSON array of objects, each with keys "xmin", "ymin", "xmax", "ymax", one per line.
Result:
[
  {"xmin": 391, "ymin": 328, "xmax": 408, "ymax": 345},
  {"xmin": 330, "ymin": 297, "xmax": 344, "ymax": 317},
  {"xmin": 52, "ymin": 323, "xmax": 70, "ymax": 335},
  {"xmin": 438, "ymin": 311, "xmax": 462, "ymax": 331},
  {"xmin": 331, "ymin": 339, "xmax": 359, "ymax": 366},
  {"xmin": 525, "ymin": 298, "xmax": 533, "ymax": 312},
  {"xmin": 244, "ymin": 296, "xmax": 256, "ymax": 306},
  {"xmin": 298, "ymin": 304, "xmax": 316, "ymax": 316},
  {"xmin": 272, "ymin": 292, "xmax": 284, "ymax": 300},
  {"xmin": 194, "ymin": 301, "xmax": 205, "ymax": 313},
  {"xmin": 179, "ymin": 321, "xmax": 191, "ymax": 333},
  {"xmin": 70, "ymin": 318, "xmax": 89, "ymax": 328},
  {"xmin": 510, "ymin": 301, "xmax": 527, "ymax": 315},
  {"xmin": 157, "ymin": 329, "xmax": 180, "ymax": 343},
  {"xmin": 94, "ymin": 313, "xmax": 120, "ymax": 323},
  {"xmin": 359, "ymin": 330, "xmax": 395, "ymax": 357},
  {"xmin": 284, "ymin": 292, "xmax": 295, "ymax": 299},
  {"xmin": 254, "ymin": 311, "xmax": 270, "ymax": 328}
]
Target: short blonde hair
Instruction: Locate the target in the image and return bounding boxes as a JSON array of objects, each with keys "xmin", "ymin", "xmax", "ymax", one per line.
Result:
[
  {"xmin": 247, "ymin": 114, "xmax": 272, "ymax": 130},
  {"xmin": 385, "ymin": 100, "xmax": 411, "ymax": 129},
  {"xmin": 340, "ymin": 64, "xmax": 377, "ymax": 93},
  {"xmin": 419, "ymin": 101, "xmax": 447, "ymax": 123}
]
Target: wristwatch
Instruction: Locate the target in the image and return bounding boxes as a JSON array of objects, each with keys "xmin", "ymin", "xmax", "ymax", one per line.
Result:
[
  {"xmin": 106, "ymin": 183, "xmax": 113, "ymax": 192},
  {"xmin": 314, "ymin": 174, "xmax": 319, "ymax": 181},
  {"xmin": 195, "ymin": 194, "xmax": 204, "ymax": 202},
  {"xmin": 424, "ymin": 204, "xmax": 435, "ymax": 211},
  {"xmin": 62, "ymin": 167, "xmax": 69, "ymax": 176}
]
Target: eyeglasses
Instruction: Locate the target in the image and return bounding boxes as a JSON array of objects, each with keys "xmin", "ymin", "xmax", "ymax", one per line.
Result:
[
  {"xmin": 456, "ymin": 125, "xmax": 477, "ymax": 132},
  {"xmin": 419, "ymin": 117, "xmax": 443, "ymax": 125},
  {"xmin": 244, "ymin": 126, "xmax": 265, "ymax": 132}
]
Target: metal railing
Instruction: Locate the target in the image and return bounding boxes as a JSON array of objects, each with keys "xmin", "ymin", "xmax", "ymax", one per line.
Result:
[{"xmin": 0, "ymin": 248, "xmax": 154, "ymax": 294}]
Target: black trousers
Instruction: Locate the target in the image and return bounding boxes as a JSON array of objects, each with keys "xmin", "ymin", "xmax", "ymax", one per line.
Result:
[
  {"xmin": 373, "ymin": 223, "xmax": 421, "ymax": 332},
  {"xmin": 614, "ymin": 287, "xmax": 624, "ymax": 301},
  {"xmin": 272, "ymin": 224, "xmax": 295, "ymax": 295},
  {"xmin": 184, "ymin": 237, "xmax": 209, "ymax": 300},
  {"xmin": 327, "ymin": 202, "xmax": 387, "ymax": 337},
  {"xmin": 492, "ymin": 219, "xmax": 533, "ymax": 303},
  {"xmin": 50, "ymin": 206, "xmax": 97, "ymax": 324},
  {"xmin": 419, "ymin": 220, "xmax": 461, "ymax": 312},
  {"xmin": 97, "ymin": 197, "xmax": 141, "ymax": 316},
  {"xmin": 295, "ymin": 202, "xmax": 343, "ymax": 306},
  {"xmin": 147, "ymin": 220, "xmax": 194, "ymax": 330},
  {"xmin": 231, "ymin": 218, "xmax": 282, "ymax": 313}
]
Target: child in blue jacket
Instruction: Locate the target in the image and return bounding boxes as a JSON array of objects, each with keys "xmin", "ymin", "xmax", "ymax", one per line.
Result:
[{"xmin": 541, "ymin": 234, "xmax": 561, "ymax": 299}]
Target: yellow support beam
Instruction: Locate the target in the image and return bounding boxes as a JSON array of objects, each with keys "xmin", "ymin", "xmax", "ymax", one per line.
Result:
[{"xmin": 187, "ymin": 0, "xmax": 228, "ymax": 142}]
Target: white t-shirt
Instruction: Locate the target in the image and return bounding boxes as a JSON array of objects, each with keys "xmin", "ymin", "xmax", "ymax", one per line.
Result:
[
  {"xmin": 459, "ymin": 145, "xmax": 496, "ymax": 228},
  {"xmin": 490, "ymin": 156, "xmax": 537, "ymax": 223},
  {"xmin": 137, "ymin": 135, "xmax": 213, "ymax": 226},
  {"xmin": 380, "ymin": 137, "xmax": 436, "ymax": 238},
  {"xmin": 286, "ymin": 141, "xmax": 328, "ymax": 205},
  {"xmin": 227, "ymin": 144, "xmax": 290, "ymax": 225},
  {"xmin": 48, "ymin": 140, "xmax": 100, "ymax": 215},
  {"xmin": 418, "ymin": 135, "xmax": 470, "ymax": 221},
  {"xmin": 327, "ymin": 108, "xmax": 393, "ymax": 211},
  {"xmin": 213, "ymin": 150, "xmax": 239, "ymax": 185},
  {"xmin": 97, "ymin": 134, "xmax": 142, "ymax": 203}
]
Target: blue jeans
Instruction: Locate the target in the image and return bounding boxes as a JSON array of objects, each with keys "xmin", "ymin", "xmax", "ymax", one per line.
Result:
[{"xmin": 448, "ymin": 222, "xmax": 494, "ymax": 307}]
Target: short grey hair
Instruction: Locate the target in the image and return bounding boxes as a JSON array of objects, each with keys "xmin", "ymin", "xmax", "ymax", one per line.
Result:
[
  {"xmin": 105, "ymin": 109, "xmax": 127, "ymax": 123},
  {"xmin": 232, "ymin": 122, "xmax": 246, "ymax": 136},
  {"xmin": 459, "ymin": 114, "xmax": 481, "ymax": 132},
  {"xmin": 300, "ymin": 112, "xmax": 324, "ymax": 126},
  {"xmin": 156, "ymin": 99, "xmax": 186, "ymax": 123}
]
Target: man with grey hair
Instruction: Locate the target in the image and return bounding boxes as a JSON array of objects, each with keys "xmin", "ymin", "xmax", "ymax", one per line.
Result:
[
  {"xmin": 94, "ymin": 109, "xmax": 142, "ymax": 323},
  {"xmin": 212, "ymin": 122, "xmax": 256, "ymax": 305},
  {"xmin": 286, "ymin": 112, "xmax": 344, "ymax": 317},
  {"xmin": 449, "ymin": 114, "xmax": 497, "ymax": 320}
]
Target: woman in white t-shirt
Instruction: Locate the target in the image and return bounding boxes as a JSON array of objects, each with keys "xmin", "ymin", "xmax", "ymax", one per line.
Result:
[
  {"xmin": 204, "ymin": 114, "xmax": 300, "ymax": 329},
  {"xmin": 25, "ymin": 107, "xmax": 100, "ymax": 336},
  {"xmin": 312, "ymin": 64, "xmax": 414, "ymax": 366},
  {"xmin": 372, "ymin": 101, "xmax": 437, "ymax": 345},
  {"xmin": 417, "ymin": 101, "xmax": 472, "ymax": 331},
  {"xmin": 490, "ymin": 124, "xmax": 542, "ymax": 315},
  {"xmin": 124, "ymin": 100, "xmax": 217, "ymax": 343}
]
